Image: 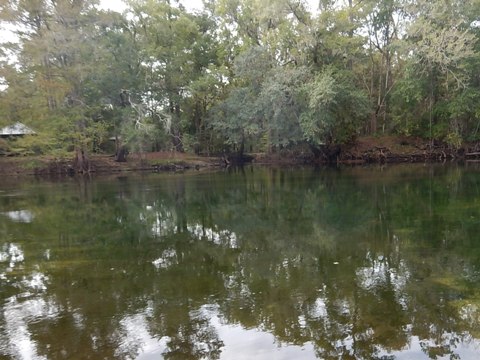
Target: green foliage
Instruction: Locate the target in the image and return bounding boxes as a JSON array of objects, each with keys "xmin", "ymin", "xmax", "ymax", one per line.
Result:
[
  {"xmin": 301, "ymin": 68, "xmax": 370, "ymax": 145},
  {"xmin": 234, "ymin": 46, "xmax": 273, "ymax": 85},
  {"xmin": 209, "ymin": 86, "xmax": 262, "ymax": 150},
  {"xmin": 388, "ymin": 0, "xmax": 478, "ymax": 143},
  {"xmin": 257, "ymin": 66, "xmax": 310, "ymax": 148},
  {"xmin": 1, "ymin": 0, "xmax": 480, "ymax": 158},
  {"xmin": 448, "ymin": 88, "xmax": 480, "ymax": 141},
  {"xmin": 445, "ymin": 131, "xmax": 462, "ymax": 149},
  {"xmin": 406, "ymin": 0, "xmax": 475, "ymax": 79},
  {"xmin": 390, "ymin": 62, "xmax": 428, "ymax": 136}
]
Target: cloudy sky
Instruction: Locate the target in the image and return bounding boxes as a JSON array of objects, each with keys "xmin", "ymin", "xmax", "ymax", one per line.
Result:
[
  {"xmin": 100, "ymin": 0, "xmax": 202, "ymax": 12},
  {"xmin": 99, "ymin": 0, "xmax": 318, "ymax": 13}
]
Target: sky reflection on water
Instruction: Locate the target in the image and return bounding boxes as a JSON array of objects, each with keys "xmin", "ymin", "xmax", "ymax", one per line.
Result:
[{"xmin": 1, "ymin": 165, "xmax": 480, "ymax": 359}]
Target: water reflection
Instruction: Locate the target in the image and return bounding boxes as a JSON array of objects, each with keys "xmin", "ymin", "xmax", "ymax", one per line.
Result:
[
  {"xmin": 1, "ymin": 243, "xmax": 25, "ymax": 268},
  {"xmin": 117, "ymin": 305, "xmax": 316, "ymax": 360},
  {"xmin": 2, "ymin": 210, "xmax": 35, "ymax": 223},
  {"xmin": 1, "ymin": 165, "xmax": 480, "ymax": 359}
]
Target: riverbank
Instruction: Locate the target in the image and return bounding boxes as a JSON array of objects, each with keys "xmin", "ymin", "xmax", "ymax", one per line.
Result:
[
  {"xmin": 339, "ymin": 136, "xmax": 467, "ymax": 164},
  {"xmin": 254, "ymin": 136, "xmax": 472, "ymax": 165},
  {"xmin": 0, "ymin": 152, "xmax": 222, "ymax": 176},
  {"xmin": 0, "ymin": 136, "xmax": 477, "ymax": 176}
]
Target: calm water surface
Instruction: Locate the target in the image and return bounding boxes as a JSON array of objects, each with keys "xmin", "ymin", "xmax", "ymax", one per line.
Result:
[{"xmin": 1, "ymin": 165, "xmax": 480, "ymax": 359}]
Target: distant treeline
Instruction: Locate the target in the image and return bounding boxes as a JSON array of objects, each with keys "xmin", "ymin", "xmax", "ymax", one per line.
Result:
[{"xmin": 0, "ymin": 0, "xmax": 479, "ymax": 169}]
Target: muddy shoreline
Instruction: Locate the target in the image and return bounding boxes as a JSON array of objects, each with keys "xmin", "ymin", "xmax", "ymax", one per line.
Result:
[{"xmin": 0, "ymin": 136, "xmax": 478, "ymax": 177}]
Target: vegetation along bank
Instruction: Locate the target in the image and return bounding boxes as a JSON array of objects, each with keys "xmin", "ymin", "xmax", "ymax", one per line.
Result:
[{"xmin": 1, "ymin": 0, "xmax": 479, "ymax": 173}]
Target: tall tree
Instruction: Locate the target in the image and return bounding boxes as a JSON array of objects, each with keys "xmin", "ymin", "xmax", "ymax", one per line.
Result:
[
  {"xmin": 363, "ymin": 0, "xmax": 405, "ymax": 134},
  {"xmin": 127, "ymin": 0, "xmax": 215, "ymax": 151},
  {"xmin": 393, "ymin": 0, "xmax": 476, "ymax": 145},
  {"xmin": 0, "ymin": 0, "xmax": 118, "ymax": 170}
]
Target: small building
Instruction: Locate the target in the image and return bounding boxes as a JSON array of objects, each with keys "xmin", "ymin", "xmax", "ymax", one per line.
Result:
[{"xmin": 0, "ymin": 122, "xmax": 36, "ymax": 138}]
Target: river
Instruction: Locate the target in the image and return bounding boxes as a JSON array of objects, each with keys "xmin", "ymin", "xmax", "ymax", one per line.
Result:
[{"xmin": 1, "ymin": 164, "xmax": 480, "ymax": 359}]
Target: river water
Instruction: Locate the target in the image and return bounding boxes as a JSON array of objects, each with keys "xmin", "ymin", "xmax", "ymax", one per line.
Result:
[{"xmin": 1, "ymin": 164, "xmax": 480, "ymax": 359}]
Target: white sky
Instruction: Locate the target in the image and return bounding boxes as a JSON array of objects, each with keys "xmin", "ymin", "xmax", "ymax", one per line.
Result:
[
  {"xmin": 99, "ymin": 0, "xmax": 206, "ymax": 12},
  {"xmin": 99, "ymin": 0, "xmax": 318, "ymax": 13}
]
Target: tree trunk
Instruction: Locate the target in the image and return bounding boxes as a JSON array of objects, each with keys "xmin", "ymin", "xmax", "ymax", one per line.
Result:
[
  {"xmin": 74, "ymin": 147, "xmax": 90, "ymax": 173},
  {"xmin": 238, "ymin": 137, "xmax": 245, "ymax": 159},
  {"xmin": 172, "ymin": 128, "xmax": 183, "ymax": 152},
  {"xmin": 170, "ymin": 102, "xmax": 184, "ymax": 152},
  {"xmin": 371, "ymin": 111, "xmax": 378, "ymax": 134},
  {"xmin": 115, "ymin": 145, "xmax": 128, "ymax": 162}
]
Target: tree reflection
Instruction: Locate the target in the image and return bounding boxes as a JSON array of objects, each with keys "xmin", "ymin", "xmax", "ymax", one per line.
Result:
[{"xmin": 1, "ymin": 165, "xmax": 480, "ymax": 359}]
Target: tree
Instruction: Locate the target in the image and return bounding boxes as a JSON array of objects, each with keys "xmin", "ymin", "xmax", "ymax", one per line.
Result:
[
  {"xmin": 257, "ymin": 66, "xmax": 310, "ymax": 150},
  {"xmin": 391, "ymin": 0, "xmax": 477, "ymax": 145},
  {"xmin": 300, "ymin": 67, "xmax": 370, "ymax": 147},
  {"xmin": 126, "ymin": 0, "xmax": 218, "ymax": 152},
  {"xmin": 0, "ymin": 0, "xmax": 119, "ymax": 171},
  {"xmin": 2, "ymin": 0, "xmax": 480, "ymax": 162},
  {"xmin": 363, "ymin": 0, "xmax": 405, "ymax": 134}
]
